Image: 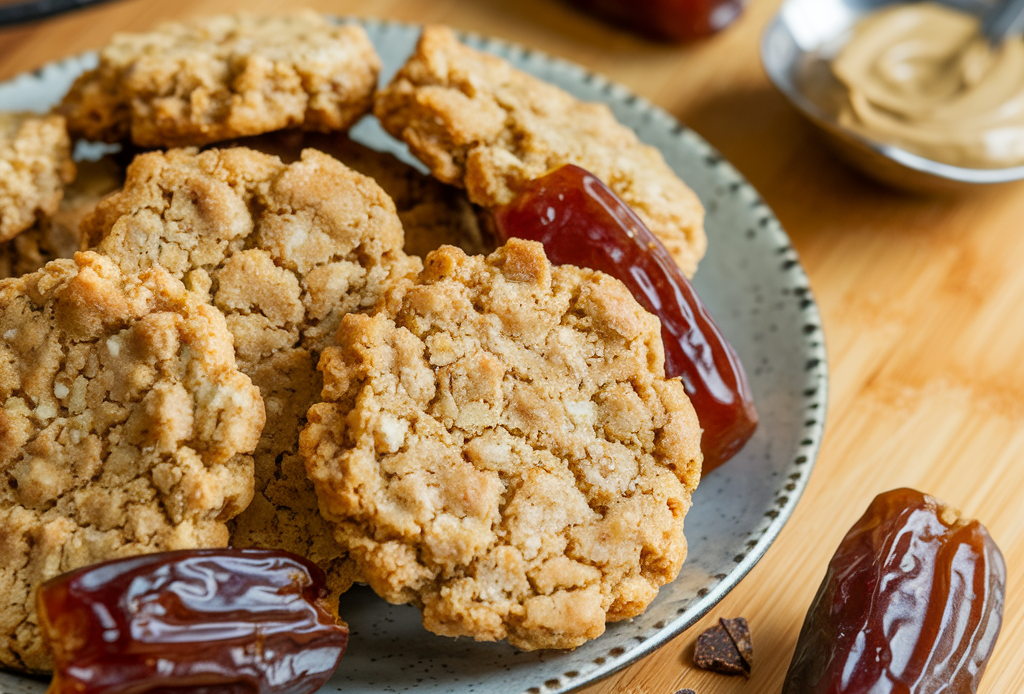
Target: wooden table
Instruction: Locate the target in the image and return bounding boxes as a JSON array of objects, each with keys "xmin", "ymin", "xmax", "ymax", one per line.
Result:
[{"xmin": 2, "ymin": 1, "xmax": 1022, "ymax": 692}]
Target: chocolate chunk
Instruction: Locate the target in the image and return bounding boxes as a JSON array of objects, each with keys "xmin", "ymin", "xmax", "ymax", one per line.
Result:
[
  {"xmin": 720, "ymin": 617, "xmax": 753, "ymax": 671},
  {"xmin": 693, "ymin": 617, "xmax": 752, "ymax": 676},
  {"xmin": 693, "ymin": 624, "xmax": 745, "ymax": 675}
]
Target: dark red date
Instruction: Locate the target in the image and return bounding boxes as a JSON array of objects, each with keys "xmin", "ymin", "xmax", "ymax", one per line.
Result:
[
  {"xmin": 783, "ymin": 488, "xmax": 1006, "ymax": 694},
  {"xmin": 566, "ymin": 0, "xmax": 745, "ymax": 41},
  {"xmin": 492, "ymin": 164, "xmax": 758, "ymax": 471},
  {"xmin": 37, "ymin": 549, "xmax": 349, "ymax": 694}
]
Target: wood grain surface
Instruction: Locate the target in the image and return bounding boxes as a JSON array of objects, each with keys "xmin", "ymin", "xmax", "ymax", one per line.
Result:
[{"xmin": 2, "ymin": 1, "xmax": 1022, "ymax": 693}]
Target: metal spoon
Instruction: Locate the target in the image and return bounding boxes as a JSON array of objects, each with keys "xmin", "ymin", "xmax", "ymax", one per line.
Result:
[{"xmin": 982, "ymin": 0, "xmax": 1024, "ymax": 44}]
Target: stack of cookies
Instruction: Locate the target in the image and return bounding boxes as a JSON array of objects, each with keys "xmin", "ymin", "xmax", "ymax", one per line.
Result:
[{"xmin": 0, "ymin": 14, "xmax": 707, "ymax": 673}]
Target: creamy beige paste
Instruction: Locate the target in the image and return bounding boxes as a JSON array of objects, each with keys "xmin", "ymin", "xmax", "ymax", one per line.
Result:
[{"xmin": 833, "ymin": 2, "xmax": 1024, "ymax": 168}]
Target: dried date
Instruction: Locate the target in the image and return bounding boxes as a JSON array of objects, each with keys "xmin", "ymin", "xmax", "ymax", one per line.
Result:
[
  {"xmin": 783, "ymin": 488, "xmax": 1005, "ymax": 694},
  {"xmin": 37, "ymin": 548, "xmax": 349, "ymax": 694},
  {"xmin": 566, "ymin": 0, "xmax": 745, "ymax": 41},
  {"xmin": 492, "ymin": 164, "xmax": 758, "ymax": 471}
]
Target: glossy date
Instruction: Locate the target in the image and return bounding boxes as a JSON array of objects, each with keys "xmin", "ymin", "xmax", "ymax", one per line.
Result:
[
  {"xmin": 492, "ymin": 164, "xmax": 758, "ymax": 471},
  {"xmin": 783, "ymin": 488, "xmax": 1005, "ymax": 694},
  {"xmin": 38, "ymin": 549, "xmax": 349, "ymax": 694},
  {"xmin": 566, "ymin": 0, "xmax": 745, "ymax": 41}
]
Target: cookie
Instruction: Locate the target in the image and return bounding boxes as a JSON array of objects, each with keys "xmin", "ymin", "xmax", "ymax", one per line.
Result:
[
  {"xmin": 225, "ymin": 130, "xmax": 491, "ymax": 258},
  {"xmin": 0, "ymin": 157, "xmax": 123, "ymax": 280},
  {"xmin": 374, "ymin": 26, "xmax": 707, "ymax": 277},
  {"xmin": 301, "ymin": 239, "xmax": 703, "ymax": 650},
  {"xmin": 0, "ymin": 112, "xmax": 76, "ymax": 242},
  {"xmin": 318, "ymin": 136, "xmax": 492, "ymax": 259},
  {"xmin": 83, "ymin": 146, "xmax": 419, "ymax": 595},
  {"xmin": 60, "ymin": 12, "xmax": 381, "ymax": 148},
  {"xmin": 0, "ymin": 251, "xmax": 264, "ymax": 673}
]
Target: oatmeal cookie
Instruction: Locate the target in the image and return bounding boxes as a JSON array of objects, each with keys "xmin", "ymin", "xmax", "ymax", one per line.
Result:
[
  {"xmin": 0, "ymin": 157, "xmax": 123, "ymax": 280},
  {"xmin": 226, "ymin": 130, "xmax": 491, "ymax": 258},
  {"xmin": 374, "ymin": 26, "xmax": 707, "ymax": 277},
  {"xmin": 302, "ymin": 239, "xmax": 703, "ymax": 650},
  {"xmin": 84, "ymin": 146, "xmax": 418, "ymax": 594},
  {"xmin": 0, "ymin": 112, "xmax": 75, "ymax": 242},
  {"xmin": 318, "ymin": 136, "xmax": 491, "ymax": 258},
  {"xmin": 0, "ymin": 251, "xmax": 264, "ymax": 673},
  {"xmin": 60, "ymin": 12, "xmax": 381, "ymax": 148}
]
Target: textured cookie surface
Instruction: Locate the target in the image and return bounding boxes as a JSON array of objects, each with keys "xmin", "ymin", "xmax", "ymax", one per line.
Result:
[
  {"xmin": 0, "ymin": 157, "xmax": 123, "ymax": 280},
  {"xmin": 302, "ymin": 239, "xmax": 702, "ymax": 650},
  {"xmin": 60, "ymin": 12, "xmax": 380, "ymax": 147},
  {"xmin": 319, "ymin": 136, "xmax": 491, "ymax": 259},
  {"xmin": 0, "ymin": 112, "xmax": 75, "ymax": 242},
  {"xmin": 0, "ymin": 252, "xmax": 264, "ymax": 673},
  {"xmin": 375, "ymin": 26, "xmax": 707, "ymax": 277},
  {"xmin": 226, "ymin": 131, "xmax": 491, "ymax": 258},
  {"xmin": 84, "ymin": 146, "xmax": 417, "ymax": 594}
]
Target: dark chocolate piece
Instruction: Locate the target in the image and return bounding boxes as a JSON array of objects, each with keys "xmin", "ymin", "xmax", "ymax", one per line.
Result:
[{"xmin": 693, "ymin": 617, "xmax": 752, "ymax": 676}]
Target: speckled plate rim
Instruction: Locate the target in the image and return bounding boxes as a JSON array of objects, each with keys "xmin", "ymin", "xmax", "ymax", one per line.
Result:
[{"xmin": 0, "ymin": 18, "xmax": 828, "ymax": 694}]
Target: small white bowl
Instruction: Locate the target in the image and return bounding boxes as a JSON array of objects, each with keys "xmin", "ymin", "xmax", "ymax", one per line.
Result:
[{"xmin": 761, "ymin": 0, "xmax": 1024, "ymax": 192}]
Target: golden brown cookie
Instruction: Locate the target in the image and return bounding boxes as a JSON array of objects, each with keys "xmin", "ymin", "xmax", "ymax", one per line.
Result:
[
  {"xmin": 317, "ymin": 136, "xmax": 492, "ymax": 259},
  {"xmin": 83, "ymin": 146, "xmax": 419, "ymax": 595},
  {"xmin": 225, "ymin": 130, "xmax": 492, "ymax": 258},
  {"xmin": 0, "ymin": 112, "xmax": 75, "ymax": 242},
  {"xmin": 302, "ymin": 239, "xmax": 703, "ymax": 650},
  {"xmin": 60, "ymin": 12, "xmax": 381, "ymax": 148},
  {"xmin": 0, "ymin": 252, "xmax": 264, "ymax": 673},
  {"xmin": 0, "ymin": 157, "xmax": 123, "ymax": 280},
  {"xmin": 374, "ymin": 26, "xmax": 707, "ymax": 277}
]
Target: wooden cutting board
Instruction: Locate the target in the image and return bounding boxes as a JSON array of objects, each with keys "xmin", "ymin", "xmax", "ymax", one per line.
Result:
[{"xmin": 1, "ymin": 1, "xmax": 1022, "ymax": 692}]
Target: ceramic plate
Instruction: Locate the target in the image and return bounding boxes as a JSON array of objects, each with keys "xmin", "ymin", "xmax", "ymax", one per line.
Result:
[{"xmin": 0, "ymin": 19, "xmax": 828, "ymax": 694}]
